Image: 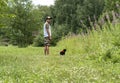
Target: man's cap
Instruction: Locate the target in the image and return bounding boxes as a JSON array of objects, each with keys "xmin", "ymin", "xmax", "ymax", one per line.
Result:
[{"xmin": 46, "ymin": 16, "xmax": 52, "ymax": 20}]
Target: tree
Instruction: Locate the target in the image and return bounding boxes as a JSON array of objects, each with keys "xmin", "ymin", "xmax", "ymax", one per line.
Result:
[
  {"xmin": 76, "ymin": 0, "xmax": 104, "ymax": 29},
  {"xmin": 51, "ymin": 0, "xmax": 104, "ymax": 34},
  {"xmin": 9, "ymin": 0, "xmax": 35, "ymax": 47},
  {"xmin": 0, "ymin": 0, "xmax": 16, "ymax": 46},
  {"xmin": 104, "ymin": 0, "xmax": 120, "ymax": 12},
  {"xmin": 0, "ymin": 0, "xmax": 8, "ymax": 27}
]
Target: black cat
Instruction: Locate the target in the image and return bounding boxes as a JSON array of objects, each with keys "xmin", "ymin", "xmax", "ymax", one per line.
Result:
[{"xmin": 60, "ymin": 49, "xmax": 66, "ymax": 55}]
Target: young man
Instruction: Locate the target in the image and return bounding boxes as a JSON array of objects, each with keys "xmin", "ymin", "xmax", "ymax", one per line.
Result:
[{"xmin": 44, "ymin": 16, "xmax": 52, "ymax": 55}]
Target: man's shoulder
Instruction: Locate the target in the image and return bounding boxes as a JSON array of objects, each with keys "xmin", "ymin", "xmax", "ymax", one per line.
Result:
[
  {"xmin": 44, "ymin": 22, "xmax": 49, "ymax": 29},
  {"xmin": 45, "ymin": 22, "xmax": 49, "ymax": 25}
]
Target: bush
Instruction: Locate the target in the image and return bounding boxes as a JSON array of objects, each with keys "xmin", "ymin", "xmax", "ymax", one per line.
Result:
[{"xmin": 33, "ymin": 30, "xmax": 44, "ymax": 47}]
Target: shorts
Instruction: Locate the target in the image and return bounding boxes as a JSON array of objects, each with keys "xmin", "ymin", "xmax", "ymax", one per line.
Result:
[{"xmin": 44, "ymin": 37, "xmax": 50, "ymax": 46}]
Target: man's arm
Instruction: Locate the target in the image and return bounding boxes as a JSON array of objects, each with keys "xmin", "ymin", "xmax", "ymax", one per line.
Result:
[{"xmin": 46, "ymin": 23, "xmax": 51, "ymax": 40}]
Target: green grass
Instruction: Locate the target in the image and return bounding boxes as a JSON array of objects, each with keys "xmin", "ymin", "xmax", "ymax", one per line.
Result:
[{"xmin": 0, "ymin": 23, "xmax": 120, "ymax": 83}]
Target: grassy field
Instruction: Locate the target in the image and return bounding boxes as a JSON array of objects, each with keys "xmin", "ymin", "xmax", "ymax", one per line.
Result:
[{"xmin": 0, "ymin": 23, "xmax": 120, "ymax": 83}]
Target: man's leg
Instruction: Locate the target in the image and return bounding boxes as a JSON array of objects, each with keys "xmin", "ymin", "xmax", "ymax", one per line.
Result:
[
  {"xmin": 44, "ymin": 45, "xmax": 47, "ymax": 55},
  {"xmin": 46, "ymin": 45, "xmax": 49, "ymax": 55},
  {"xmin": 44, "ymin": 45, "xmax": 49, "ymax": 55}
]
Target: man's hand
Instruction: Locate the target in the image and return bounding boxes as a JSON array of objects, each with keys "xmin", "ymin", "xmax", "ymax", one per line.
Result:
[{"xmin": 49, "ymin": 36, "xmax": 52, "ymax": 40}]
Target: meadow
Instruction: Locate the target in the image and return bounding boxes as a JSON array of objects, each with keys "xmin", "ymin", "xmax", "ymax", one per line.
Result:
[{"xmin": 0, "ymin": 23, "xmax": 120, "ymax": 83}]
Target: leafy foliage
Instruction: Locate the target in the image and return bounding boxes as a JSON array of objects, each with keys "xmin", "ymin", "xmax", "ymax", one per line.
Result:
[
  {"xmin": 0, "ymin": 0, "xmax": 120, "ymax": 47},
  {"xmin": 9, "ymin": 0, "xmax": 35, "ymax": 47},
  {"xmin": 104, "ymin": 0, "xmax": 120, "ymax": 12},
  {"xmin": 52, "ymin": 0, "xmax": 104, "ymax": 33}
]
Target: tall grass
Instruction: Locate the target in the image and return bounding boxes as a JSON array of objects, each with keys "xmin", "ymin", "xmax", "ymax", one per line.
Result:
[
  {"xmin": 0, "ymin": 12, "xmax": 120, "ymax": 83},
  {"xmin": 57, "ymin": 22, "xmax": 120, "ymax": 61},
  {"xmin": 0, "ymin": 45, "xmax": 120, "ymax": 83}
]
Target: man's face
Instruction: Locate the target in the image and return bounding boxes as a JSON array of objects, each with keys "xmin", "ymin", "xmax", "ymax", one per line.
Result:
[{"xmin": 47, "ymin": 19, "xmax": 51, "ymax": 23}]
